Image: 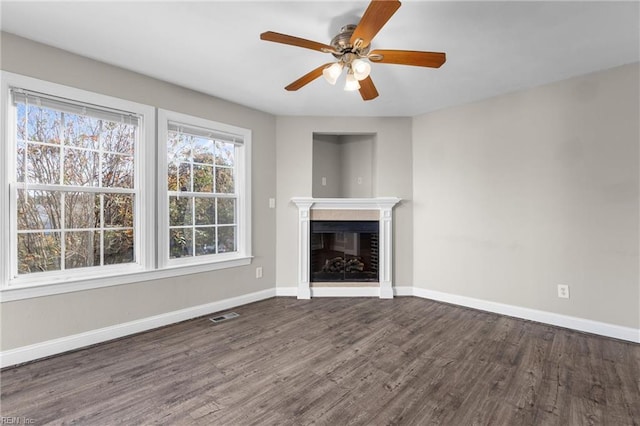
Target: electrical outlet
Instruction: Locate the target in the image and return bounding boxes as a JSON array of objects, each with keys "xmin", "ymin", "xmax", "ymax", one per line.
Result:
[
  {"xmin": 269, "ymin": 198, "xmax": 275, "ymax": 209},
  {"xmin": 321, "ymin": 177, "xmax": 327, "ymax": 186},
  {"xmin": 357, "ymin": 177, "xmax": 363, "ymax": 184},
  {"xmin": 557, "ymin": 284, "xmax": 569, "ymax": 299},
  {"xmin": 256, "ymin": 267, "xmax": 263, "ymax": 279}
]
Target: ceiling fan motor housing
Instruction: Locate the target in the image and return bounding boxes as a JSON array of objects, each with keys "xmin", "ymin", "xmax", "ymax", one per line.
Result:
[{"xmin": 330, "ymin": 25, "xmax": 370, "ymax": 59}]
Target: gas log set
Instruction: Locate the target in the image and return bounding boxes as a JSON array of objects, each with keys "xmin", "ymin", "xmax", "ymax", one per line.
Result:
[{"xmin": 321, "ymin": 257, "xmax": 365, "ymax": 274}]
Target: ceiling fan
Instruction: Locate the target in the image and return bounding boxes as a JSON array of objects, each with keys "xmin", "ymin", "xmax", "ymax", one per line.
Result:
[{"xmin": 260, "ymin": 0, "xmax": 446, "ymax": 101}]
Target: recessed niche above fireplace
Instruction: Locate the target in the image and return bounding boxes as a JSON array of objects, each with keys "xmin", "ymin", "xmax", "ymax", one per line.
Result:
[{"xmin": 312, "ymin": 133, "xmax": 375, "ymax": 198}]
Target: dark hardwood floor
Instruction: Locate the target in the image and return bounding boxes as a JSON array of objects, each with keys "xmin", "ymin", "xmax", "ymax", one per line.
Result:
[{"xmin": 1, "ymin": 297, "xmax": 639, "ymax": 425}]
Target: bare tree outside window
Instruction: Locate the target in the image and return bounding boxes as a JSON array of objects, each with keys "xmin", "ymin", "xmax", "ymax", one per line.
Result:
[
  {"xmin": 14, "ymin": 100, "xmax": 136, "ymax": 275},
  {"xmin": 9, "ymin": 87, "xmax": 248, "ymax": 283},
  {"xmin": 167, "ymin": 128, "xmax": 237, "ymax": 259}
]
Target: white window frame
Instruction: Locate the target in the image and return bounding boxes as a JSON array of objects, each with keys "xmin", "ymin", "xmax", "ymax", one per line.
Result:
[
  {"xmin": 0, "ymin": 72, "xmax": 252, "ymax": 302},
  {"xmin": 1, "ymin": 71, "xmax": 155, "ymax": 293},
  {"xmin": 157, "ymin": 109, "xmax": 252, "ymax": 270}
]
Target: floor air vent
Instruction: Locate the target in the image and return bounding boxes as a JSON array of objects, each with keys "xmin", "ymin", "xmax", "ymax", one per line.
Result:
[{"xmin": 209, "ymin": 312, "xmax": 240, "ymax": 323}]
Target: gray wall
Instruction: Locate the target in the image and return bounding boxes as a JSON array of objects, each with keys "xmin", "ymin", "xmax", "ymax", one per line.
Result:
[
  {"xmin": 0, "ymin": 33, "xmax": 278, "ymax": 350},
  {"xmin": 1, "ymin": 31, "xmax": 637, "ymax": 353},
  {"xmin": 340, "ymin": 134, "xmax": 374, "ymax": 198},
  {"xmin": 276, "ymin": 117, "xmax": 413, "ymax": 289},
  {"xmin": 412, "ymin": 63, "xmax": 640, "ymax": 329},
  {"xmin": 312, "ymin": 134, "xmax": 342, "ymax": 198},
  {"xmin": 312, "ymin": 134, "xmax": 375, "ymax": 198}
]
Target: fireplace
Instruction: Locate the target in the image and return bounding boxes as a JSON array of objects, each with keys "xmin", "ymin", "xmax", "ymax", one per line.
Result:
[
  {"xmin": 310, "ymin": 221, "xmax": 379, "ymax": 282},
  {"xmin": 292, "ymin": 197, "xmax": 401, "ymax": 299}
]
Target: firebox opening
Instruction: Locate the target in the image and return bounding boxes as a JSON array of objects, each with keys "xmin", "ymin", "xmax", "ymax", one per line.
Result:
[{"xmin": 310, "ymin": 220, "xmax": 379, "ymax": 282}]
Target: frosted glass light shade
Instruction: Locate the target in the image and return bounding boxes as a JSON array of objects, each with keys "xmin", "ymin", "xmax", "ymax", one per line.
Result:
[
  {"xmin": 322, "ymin": 62, "xmax": 343, "ymax": 85},
  {"xmin": 351, "ymin": 59, "xmax": 371, "ymax": 81},
  {"xmin": 344, "ymin": 72, "xmax": 361, "ymax": 91}
]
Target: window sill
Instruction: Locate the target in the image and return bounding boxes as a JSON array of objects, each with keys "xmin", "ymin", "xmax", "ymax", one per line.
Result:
[{"xmin": 0, "ymin": 256, "xmax": 253, "ymax": 302}]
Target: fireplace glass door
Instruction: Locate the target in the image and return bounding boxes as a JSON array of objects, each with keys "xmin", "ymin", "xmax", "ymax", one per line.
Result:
[{"xmin": 310, "ymin": 221, "xmax": 379, "ymax": 282}]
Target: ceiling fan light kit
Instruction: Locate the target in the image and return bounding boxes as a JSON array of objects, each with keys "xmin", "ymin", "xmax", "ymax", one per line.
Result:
[
  {"xmin": 344, "ymin": 70, "xmax": 361, "ymax": 91},
  {"xmin": 322, "ymin": 56, "xmax": 371, "ymax": 91},
  {"xmin": 260, "ymin": 0, "xmax": 446, "ymax": 101},
  {"xmin": 322, "ymin": 62, "xmax": 343, "ymax": 85},
  {"xmin": 351, "ymin": 59, "xmax": 372, "ymax": 81}
]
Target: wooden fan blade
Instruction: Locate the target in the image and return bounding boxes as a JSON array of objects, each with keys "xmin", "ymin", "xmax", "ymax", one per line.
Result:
[
  {"xmin": 350, "ymin": 0, "xmax": 401, "ymax": 48},
  {"xmin": 369, "ymin": 49, "xmax": 446, "ymax": 68},
  {"xmin": 260, "ymin": 31, "xmax": 333, "ymax": 53},
  {"xmin": 359, "ymin": 76, "xmax": 379, "ymax": 101},
  {"xmin": 285, "ymin": 63, "xmax": 334, "ymax": 91}
]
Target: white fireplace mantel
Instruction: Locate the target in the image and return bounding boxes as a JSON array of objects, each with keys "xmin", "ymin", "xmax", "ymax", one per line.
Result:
[{"xmin": 291, "ymin": 197, "xmax": 401, "ymax": 299}]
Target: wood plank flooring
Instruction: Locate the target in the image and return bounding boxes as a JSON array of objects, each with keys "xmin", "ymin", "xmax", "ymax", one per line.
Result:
[{"xmin": 1, "ymin": 297, "xmax": 639, "ymax": 425}]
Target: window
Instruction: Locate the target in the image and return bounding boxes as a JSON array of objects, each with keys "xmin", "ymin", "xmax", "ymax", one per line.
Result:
[
  {"xmin": 1, "ymin": 73, "xmax": 154, "ymax": 290},
  {"xmin": 12, "ymin": 90, "xmax": 139, "ymax": 274},
  {"xmin": 1, "ymin": 72, "xmax": 251, "ymax": 299},
  {"xmin": 158, "ymin": 109, "xmax": 251, "ymax": 268}
]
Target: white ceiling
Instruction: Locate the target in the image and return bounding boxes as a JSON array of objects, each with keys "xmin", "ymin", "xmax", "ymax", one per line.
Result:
[{"xmin": 1, "ymin": 1, "xmax": 638, "ymax": 117}]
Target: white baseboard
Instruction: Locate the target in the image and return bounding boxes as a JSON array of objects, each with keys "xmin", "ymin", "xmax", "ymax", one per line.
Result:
[
  {"xmin": 277, "ymin": 286, "xmax": 393, "ymax": 298},
  {"xmin": 275, "ymin": 286, "xmax": 297, "ymax": 297},
  {"xmin": 277, "ymin": 286, "xmax": 391, "ymax": 298},
  {"xmin": 3, "ymin": 285, "xmax": 637, "ymax": 368},
  {"xmin": 410, "ymin": 287, "xmax": 640, "ymax": 344},
  {"xmin": 393, "ymin": 286, "xmax": 414, "ymax": 296},
  {"xmin": 311, "ymin": 286, "xmax": 380, "ymax": 297},
  {"xmin": 0, "ymin": 288, "xmax": 275, "ymax": 368}
]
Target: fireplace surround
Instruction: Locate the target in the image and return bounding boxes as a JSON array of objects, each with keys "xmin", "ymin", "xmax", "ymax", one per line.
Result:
[{"xmin": 291, "ymin": 197, "xmax": 401, "ymax": 299}]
